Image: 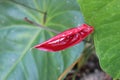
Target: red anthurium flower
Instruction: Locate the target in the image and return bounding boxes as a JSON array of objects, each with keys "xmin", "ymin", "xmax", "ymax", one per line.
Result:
[{"xmin": 34, "ymin": 24, "xmax": 94, "ymax": 52}]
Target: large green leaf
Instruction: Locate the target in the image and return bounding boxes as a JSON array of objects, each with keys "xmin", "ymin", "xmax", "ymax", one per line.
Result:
[
  {"xmin": 0, "ymin": 0, "xmax": 84, "ymax": 80},
  {"xmin": 78, "ymin": 0, "xmax": 120, "ymax": 78}
]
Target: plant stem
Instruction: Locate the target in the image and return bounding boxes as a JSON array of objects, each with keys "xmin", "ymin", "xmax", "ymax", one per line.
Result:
[
  {"xmin": 9, "ymin": 0, "xmax": 45, "ymax": 14},
  {"xmin": 58, "ymin": 38, "xmax": 94, "ymax": 80},
  {"xmin": 6, "ymin": 0, "xmax": 58, "ymax": 33},
  {"xmin": 24, "ymin": 17, "xmax": 60, "ymax": 34},
  {"xmin": 58, "ymin": 56, "xmax": 80, "ymax": 80},
  {"xmin": 43, "ymin": 12, "xmax": 47, "ymax": 24}
]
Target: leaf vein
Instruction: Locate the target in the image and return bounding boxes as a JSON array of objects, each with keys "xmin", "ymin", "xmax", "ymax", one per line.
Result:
[{"xmin": 3, "ymin": 30, "xmax": 40, "ymax": 80}]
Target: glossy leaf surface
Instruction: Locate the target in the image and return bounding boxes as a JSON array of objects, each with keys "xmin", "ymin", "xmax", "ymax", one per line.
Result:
[
  {"xmin": 78, "ymin": 0, "xmax": 120, "ymax": 78},
  {"xmin": 0, "ymin": 0, "xmax": 84, "ymax": 80}
]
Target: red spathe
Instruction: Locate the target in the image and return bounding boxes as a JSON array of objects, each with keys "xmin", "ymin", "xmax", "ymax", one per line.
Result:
[{"xmin": 34, "ymin": 24, "xmax": 94, "ymax": 52}]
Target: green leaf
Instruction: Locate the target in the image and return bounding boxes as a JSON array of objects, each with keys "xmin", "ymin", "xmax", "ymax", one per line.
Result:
[
  {"xmin": 0, "ymin": 0, "xmax": 84, "ymax": 80},
  {"xmin": 78, "ymin": 0, "xmax": 120, "ymax": 78}
]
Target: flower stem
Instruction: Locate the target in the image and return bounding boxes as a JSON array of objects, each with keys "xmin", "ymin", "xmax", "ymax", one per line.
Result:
[
  {"xmin": 7, "ymin": 0, "xmax": 59, "ymax": 33},
  {"xmin": 43, "ymin": 12, "xmax": 47, "ymax": 24},
  {"xmin": 24, "ymin": 17, "xmax": 60, "ymax": 34}
]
